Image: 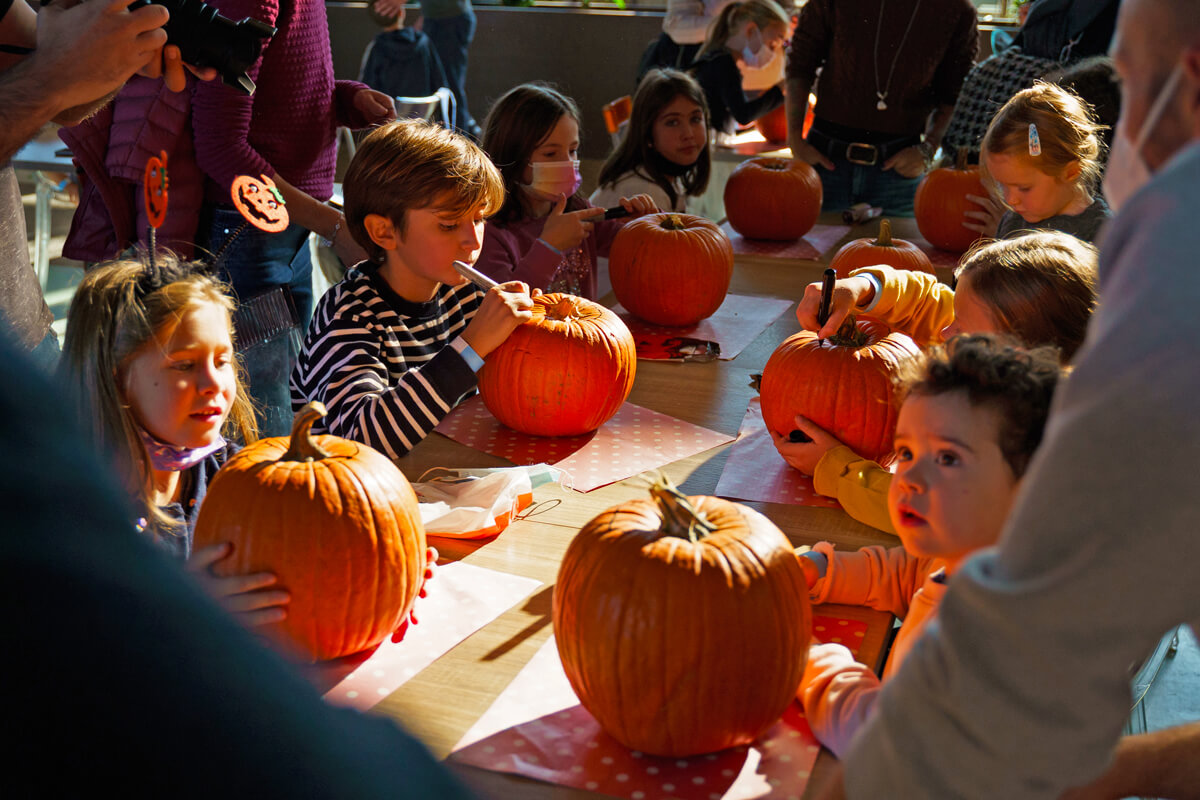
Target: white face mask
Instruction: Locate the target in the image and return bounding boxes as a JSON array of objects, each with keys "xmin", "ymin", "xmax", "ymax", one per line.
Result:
[
  {"xmin": 741, "ymin": 29, "xmax": 773, "ymax": 68},
  {"xmin": 525, "ymin": 159, "xmax": 582, "ymax": 198},
  {"xmin": 1103, "ymin": 61, "xmax": 1185, "ymax": 213}
]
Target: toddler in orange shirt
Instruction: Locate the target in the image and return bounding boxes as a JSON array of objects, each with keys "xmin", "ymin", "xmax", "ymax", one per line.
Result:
[{"xmin": 795, "ymin": 334, "xmax": 1062, "ymax": 757}]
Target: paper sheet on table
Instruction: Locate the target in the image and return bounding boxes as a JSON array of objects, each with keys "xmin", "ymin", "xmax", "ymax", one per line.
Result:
[
  {"xmin": 451, "ymin": 615, "xmax": 870, "ymax": 800},
  {"xmin": 323, "ymin": 561, "xmax": 541, "ymax": 711},
  {"xmin": 613, "ymin": 294, "xmax": 792, "ymax": 362},
  {"xmin": 720, "ymin": 222, "xmax": 850, "ymax": 261},
  {"xmin": 908, "ymin": 233, "xmax": 969, "ymax": 269},
  {"xmin": 714, "ymin": 397, "xmax": 843, "ymax": 508},
  {"xmin": 435, "ymin": 398, "xmax": 734, "ymax": 492}
]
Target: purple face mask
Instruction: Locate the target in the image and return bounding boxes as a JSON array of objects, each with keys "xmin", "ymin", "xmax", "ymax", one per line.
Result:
[{"xmin": 139, "ymin": 426, "xmax": 226, "ymax": 472}]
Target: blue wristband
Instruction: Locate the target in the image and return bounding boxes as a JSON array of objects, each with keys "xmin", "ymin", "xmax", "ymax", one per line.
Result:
[
  {"xmin": 449, "ymin": 336, "xmax": 485, "ymax": 373},
  {"xmin": 801, "ymin": 550, "xmax": 829, "ymax": 579}
]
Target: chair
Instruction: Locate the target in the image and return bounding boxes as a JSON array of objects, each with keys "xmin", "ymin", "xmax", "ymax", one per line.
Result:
[{"xmin": 602, "ymin": 95, "xmax": 633, "ymax": 146}]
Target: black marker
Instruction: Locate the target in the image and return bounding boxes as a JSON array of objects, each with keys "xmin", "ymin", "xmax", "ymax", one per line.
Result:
[
  {"xmin": 817, "ymin": 267, "xmax": 836, "ymax": 345},
  {"xmin": 603, "ymin": 206, "xmax": 633, "ymax": 220}
]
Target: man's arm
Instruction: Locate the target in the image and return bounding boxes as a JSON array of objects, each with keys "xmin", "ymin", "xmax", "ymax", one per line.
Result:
[{"xmin": 1059, "ymin": 721, "xmax": 1200, "ymax": 800}]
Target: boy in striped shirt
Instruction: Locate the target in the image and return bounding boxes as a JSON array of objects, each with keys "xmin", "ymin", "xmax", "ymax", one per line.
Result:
[{"xmin": 291, "ymin": 119, "xmax": 533, "ymax": 457}]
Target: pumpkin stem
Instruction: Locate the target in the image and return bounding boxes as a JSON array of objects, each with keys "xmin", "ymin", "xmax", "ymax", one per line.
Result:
[
  {"xmin": 875, "ymin": 218, "xmax": 893, "ymax": 247},
  {"xmin": 282, "ymin": 401, "xmax": 332, "ymax": 462},
  {"xmin": 649, "ymin": 474, "xmax": 718, "ymax": 544},
  {"xmin": 955, "ymin": 147, "xmax": 968, "ymax": 171},
  {"xmin": 828, "ymin": 314, "xmax": 869, "ymax": 347},
  {"xmin": 545, "ymin": 296, "xmax": 578, "ymax": 321},
  {"xmin": 661, "ymin": 214, "xmax": 688, "ymax": 231}
]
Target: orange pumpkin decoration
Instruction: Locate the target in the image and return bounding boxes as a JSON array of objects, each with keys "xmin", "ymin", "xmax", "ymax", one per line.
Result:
[
  {"xmin": 143, "ymin": 150, "xmax": 169, "ymax": 229},
  {"xmin": 754, "ymin": 97, "xmax": 814, "ymax": 144},
  {"xmin": 913, "ymin": 149, "xmax": 986, "ymax": 254},
  {"xmin": 760, "ymin": 318, "xmax": 919, "ymax": 465},
  {"xmin": 608, "ymin": 213, "xmax": 733, "ymax": 327},
  {"xmin": 553, "ymin": 475, "xmax": 811, "ymax": 757},
  {"xmin": 231, "ymin": 173, "xmax": 290, "ymax": 233},
  {"xmin": 193, "ymin": 402, "xmax": 426, "ymax": 662},
  {"xmin": 830, "ymin": 218, "xmax": 935, "ymax": 279},
  {"xmin": 478, "ymin": 293, "xmax": 636, "ymax": 436},
  {"xmin": 724, "ymin": 157, "xmax": 822, "ymax": 241}
]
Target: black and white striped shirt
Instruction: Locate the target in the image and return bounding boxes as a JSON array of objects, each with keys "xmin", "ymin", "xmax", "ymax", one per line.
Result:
[{"xmin": 290, "ymin": 263, "xmax": 483, "ymax": 458}]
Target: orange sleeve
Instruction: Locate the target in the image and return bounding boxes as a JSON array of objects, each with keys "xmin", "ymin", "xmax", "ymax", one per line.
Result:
[
  {"xmin": 799, "ymin": 642, "xmax": 881, "ymax": 758},
  {"xmin": 809, "ymin": 541, "xmax": 940, "ymax": 618}
]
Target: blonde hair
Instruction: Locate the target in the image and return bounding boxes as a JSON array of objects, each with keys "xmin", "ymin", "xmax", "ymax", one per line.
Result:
[
  {"xmin": 57, "ymin": 254, "xmax": 258, "ymax": 534},
  {"xmin": 700, "ymin": 0, "xmax": 789, "ymax": 57},
  {"xmin": 955, "ymin": 232, "xmax": 1098, "ymax": 363},
  {"xmin": 344, "ymin": 118, "xmax": 505, "ymax": 262},
  {"xmin": 981, "ymin": 81, "xmax": 1106, "ymax": 196}
]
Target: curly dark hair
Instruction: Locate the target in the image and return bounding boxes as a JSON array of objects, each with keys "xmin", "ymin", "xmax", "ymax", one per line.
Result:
[{"xmin": 895, "ymin": 334, "xmax": 1063, "ymax": 477}]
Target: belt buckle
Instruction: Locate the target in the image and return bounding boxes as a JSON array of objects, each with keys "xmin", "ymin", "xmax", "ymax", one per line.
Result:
[{"xmin": 846, "ymin": 142, "xmax": 878, "ymax": 166}]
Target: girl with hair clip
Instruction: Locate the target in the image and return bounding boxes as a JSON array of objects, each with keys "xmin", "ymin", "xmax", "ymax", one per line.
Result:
[
  {"xmin": 776, "ymin": 231, "xmax": 1097, "ymax": 534},
  {"xmin": 591, "ymin": 68, "xmax": 712, "ymax": 215},
  {"xmin": 58, "ymin": 254, "xmax": 289, "ymax": 625},
  {"xmin": 475, "ymin": 83, "xmax": 656, "ymax": 300},
  {"xmin": 965, "ymin": 81, "xmax": 1112, "ymax": 243},
  {"xmin": 689, "ymin": 0, "xmax": 788, "ymax": 139}
]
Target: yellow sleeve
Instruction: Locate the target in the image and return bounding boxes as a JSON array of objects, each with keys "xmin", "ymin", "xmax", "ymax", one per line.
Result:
[
  {"xmin": 810, "ymin": 541, "xmax": 938, "ymax": 618},
  {"xmin": 850, "ymin": 265, "xmax": 955, "ymax": 348},
  {"xmin": 812, "ymin": 446, "xmax": 896, "ymax": 534}
]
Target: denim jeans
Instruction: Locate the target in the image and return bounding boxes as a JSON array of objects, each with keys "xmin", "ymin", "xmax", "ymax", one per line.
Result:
[
  {"xmin": 816, "ymin": 157, "xmax": 922, "ymax": 218},
  {"xmin": 423, "ymin": 8, "xmax": 479, "ymax": 135}
]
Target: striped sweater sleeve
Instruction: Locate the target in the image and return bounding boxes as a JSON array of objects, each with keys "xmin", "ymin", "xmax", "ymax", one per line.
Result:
[{"xmin": 290, "ymin": 276, "xmax": 481, "ymax": 458}]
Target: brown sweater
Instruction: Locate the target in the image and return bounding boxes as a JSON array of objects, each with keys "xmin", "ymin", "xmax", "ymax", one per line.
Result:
[{"xmin": 786, "ymin": 0, "xmax": 978, "ymax": 137}]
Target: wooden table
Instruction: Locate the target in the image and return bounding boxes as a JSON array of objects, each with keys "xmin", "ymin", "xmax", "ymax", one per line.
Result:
[{"xmin": 363, "ymin": 217, "xmax": 901, "ymax": 800}]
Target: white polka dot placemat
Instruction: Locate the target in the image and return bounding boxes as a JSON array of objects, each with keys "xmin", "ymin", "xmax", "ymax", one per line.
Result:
[
  {"xmin": 323, "ymin": 561, "xmax": 540, "ymax": 712},
  {"xmin": 719, "ymin": 222, "xmax": 851, "ymax": 261},
  {"xmin": 435, "ymin": 398, "xmax": 735, "ymax": 492},
  {"xmin": 908, "ymin": 234, "xmax": 967, "ymax": 269},
  {"xmin": 715, "ymin": 398, "xmax": 843, "ymax": 508},
  {"xmin": 450, "ymin": 615, "xmax": 869, "ymax": 799},
  {"xmin": 613, "ymin": 294, "xmax": 793, "ymax": 362}
]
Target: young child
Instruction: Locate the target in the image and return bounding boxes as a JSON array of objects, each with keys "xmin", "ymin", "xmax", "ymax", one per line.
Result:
[
  {"xmin": 689, "ymin": 0, "xmax": 788, "ymax": 139},
  {"xmin": 291, "ymin": 118, "xmax": 535, "ymax": 459},
  {"xmin": 777, "ymin": 232, "xmax": 1096, "ymax": 532},
  {"xmin": 475, "ymin": 83, "xmax": 656, "ymax": 300},
  {"xmin": 358, "ymin": 0, "xmax": 450, "ymax": 107},
  {"xmin": 965, "ymin": 81, "xmax": 1112, "ymax": 243},
  {"xmin": 590, "ymin": 68, "xmax": 712, "ymax": 215},
  {"xmin": 57, "ymin": 255, "xmax": 288, "ymax": 625},
  {"xmin": 796, "ymin": 334, "xmax": 1063, "ymax": 757}
]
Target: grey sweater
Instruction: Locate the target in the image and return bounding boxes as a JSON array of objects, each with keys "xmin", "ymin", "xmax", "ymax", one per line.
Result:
[{"xmin": 996, "ymin": 195, "xmax": 1112, "ymax": 244}]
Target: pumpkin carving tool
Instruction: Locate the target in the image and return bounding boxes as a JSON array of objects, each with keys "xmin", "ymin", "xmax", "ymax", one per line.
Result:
[
  {"xmin": 817, "ymin": 267, "xmax": 836, "ymax": 346},
  {"xmin": 453, "ymin": 260, "xmax": 500, "ymax": 291}
]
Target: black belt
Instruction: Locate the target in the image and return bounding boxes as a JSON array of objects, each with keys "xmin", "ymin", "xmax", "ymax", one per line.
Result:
[{"xmin": 806, "ymin": 127, "xmax": 922, "ymax": 167}]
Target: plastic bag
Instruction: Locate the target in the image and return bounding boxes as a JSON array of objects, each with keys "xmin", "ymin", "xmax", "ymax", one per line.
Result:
[{"xmin": 413, "ymin": 465, "xmax": 566, "ymax": 540}]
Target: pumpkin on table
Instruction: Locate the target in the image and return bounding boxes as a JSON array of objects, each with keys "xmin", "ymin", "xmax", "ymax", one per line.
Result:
[
  {"xmin": 760, "ymin": 317, "xmax": 919, "ymax": 465},
  {"xmin": 478, "ymin": 293, "xmax": 636, "ymax": 437},
  {"xmin": 724, "ymin": 157, "xmax": 822, "ymax": 241},
  {"xmin": 192, "ymin": 402, "xmax": 427, "ymax": 663},
  {"xmin": 754, "ymin": 97, "xmax": 815, "ymax": 144},
  {"xmin": 553, "ymin": 475, "xmax": 811, "ymax": 757},
  {"xmin": 914, "ymin": 149, "xmax": 987, "ymax": 254},
  {"xmin": 829, "ymin": 218, "xmax": 934, "ymax": 279},
  {"xmin": 608, "ymin": 213, "xmax": 733, "ymax": 327}
]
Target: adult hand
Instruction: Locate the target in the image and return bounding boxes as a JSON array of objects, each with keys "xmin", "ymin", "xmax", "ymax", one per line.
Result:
[
  {"xmin": 189, "ymin": 543, "xmax": 291, "ymax": 627},
  {"xmin": 771, "ymin": 415, "xmax": 844, "ymax": 476},
  {"xmin": 138, "ymin": 43, "xmax": 219, "ymax": 93},
  {"xmin": 373, "ymin": 0, "xmax": 405, "ymax": 16},
  {"xmin": 789, "ymin": 138, "xmax": 835, "ymax": 171},
  {"xmin": 963, "ymin": 192, "xmax": 1005, "ymax": 238},
  {"xmin": 808, "ymin": 762, "xmax": 848, "ymax": 800},
  {"xmin": 617, "ymin": 193, "xmax": 658, "ymax": 217},
  {"xmin": 461, "ymin": 280, "xmax": 534, "ymax": 358},
  {"xmin": 332, "ymin": 224, "xmax": 369, "ymax": 268},
  {"xmin": 539, "ymin": 194, "xmax": 604, "ymax": 252},
  {"xmin": 353, "ymin": 87, "xmax": 397, "ymax": 125},
  {"xmin": 796, "ymin": 275, "xmax": 874, "ymax": 338},
  {"xmin": 883, "ymin": 145, "xmax": 929, "ymax": 179}
]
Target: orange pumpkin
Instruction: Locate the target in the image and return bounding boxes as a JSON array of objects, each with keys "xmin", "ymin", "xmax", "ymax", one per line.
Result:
[
  {"xmin": 724, "ymin": 157, "xmax": 822, "ymax": 241},
  {"xmin": 608, "ymin": 213, "xmax": 733, "ymax": 327},
  {"xmin": 553, "ymin": 475, "xmax": 811, "ymax": 757},
  {"xmin": 231, "ymin": 173, "xmax": 290, "ymax": 233},
  {"xmin": 830, "ymin": 218, "xmax": 935, "ymax": 279},
  {"xmin": 193, "ymin": 402, "xmax": 426, "ymax": 662},
  {"xmin": 754, "ymin": 97, "xmax": 814, "ymax": 144},
  {"xmin": 478, "ymin": 293, "xmax": 636, "ymax": 436},
  {"xmin": 760, "ymin": 318, "xmax": 919, "ymax": 465},
  {"xmin": 914, "ymin": 149, "xmax": 986, "ymax": 254}
]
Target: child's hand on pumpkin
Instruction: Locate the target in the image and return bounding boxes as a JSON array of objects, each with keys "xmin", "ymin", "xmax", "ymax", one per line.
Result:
[
  {"xmin": 540, "ymin": 194, "xmax": 604, "ymax": 252},
  {"xmin": 461, "ymin": 280, "xmax": 534, "ymax": 358},
  {"xmin": 963, "ymin": 193, "xmax": 1004, "ymax": 238},
  {"xmin": 617, "ymin": 194, "xmax": 659, "ymax": 216},
  {"xmin": 392, "ymin": 547, "xmax": 438, "ymax": 643},
  {"xmin": 771, "ymin": 415, "xmax": 843, "ymax": 476},
  {"xmin": 188, "ymin": 542, "xmax": 291, "ymax": 627},
  {"xmin": 796, "ymin": 276, "xmax": 874, "ymax": 339}
]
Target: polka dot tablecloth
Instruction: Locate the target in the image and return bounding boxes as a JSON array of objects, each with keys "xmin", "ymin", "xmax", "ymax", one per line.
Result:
[
  {"xmin": 714, "ymin": 398, "xmax": 843, "ymax": 509},
  {"xmin": 450, "ymin": 616, "xmax": 869, "ymax": 800},
  {"xmin": 719, "ymin": 222, "xmax": 851, "ymax": 262},
  {"xmin": 908, "ymin": 234, "xmax": 967, "ymax": 270},
  {"xmin": 434, "ymin": 398, "xmax": 735, "ymax": 492},
  {"xmin": 323, "ymin": 561, "xmax": 540, "ymax": 712},
  {"xmin": 614, "ymin": 294, "xmax": 793, "ymax": 362}
]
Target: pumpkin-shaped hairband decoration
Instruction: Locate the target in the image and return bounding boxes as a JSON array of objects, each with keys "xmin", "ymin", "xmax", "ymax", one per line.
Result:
[
  {"xmin": 231, "ymin": 173, "xmax": 290, "ymax": 233},
  {"xmin": 143, "ymin": 151, "xmax": 169, "ymax": 230}
]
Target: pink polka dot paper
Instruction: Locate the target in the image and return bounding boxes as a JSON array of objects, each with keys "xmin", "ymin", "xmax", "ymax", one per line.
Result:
[
  {"xmin": 720, "ymin": 222, "xmax": 851, "ymax": 261},
  {"xmin": 714, "ymin": 398, "xmax": 843, "ymax": 508},
  {"xmin": 908, "ymin": 234, "xmax": 967, "ymax": 269},
  {"xmin": 613, "ymin": 294, "xmax": 792, "ymax": 362},
  {"xmin": 450, "ymin": 616, "xmax": 869, "ymax": 800},
  {"xmin": 434, "ymin": 397, "xmax": 735, "ymax": 492}
]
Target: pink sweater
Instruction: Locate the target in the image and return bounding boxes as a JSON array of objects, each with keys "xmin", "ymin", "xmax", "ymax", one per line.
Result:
[{"xmin": 191, "ymin": 0, "xmax": 373, "ymax": 204}]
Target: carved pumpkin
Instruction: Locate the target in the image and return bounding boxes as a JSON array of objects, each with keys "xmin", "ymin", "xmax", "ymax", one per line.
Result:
[
  {"xmin": 724, "ymin": 157, "xmax": 822, "ymax": 241},
  {"xmin": 553, "ymin": 475, "xmax": 811, "ymax": 757},
  {"xmin": 830, "ymin": 218, "xmax": 935, "ymax": 279},
  {"xmin": 231, "ymin": 173, "xmax": 290, "ymax": 233},
  {"xmin": 478, "ymin": 293, "xmax": 637, "ymax": 436},
  {"xmin": 914, "ymin": 149, "xmax": 986, "ymax": 254},
  {"xmin": 760, "ymin": 318, "xmax": 920, "ymax": 465},
  {"xmin": 608, "ymin": 213, "xmax": 733, "ymax": 327},
  {"xmin": 193, "ymin": 402, "xmax": 426, "ymax": 662},
  {"xmin": 754, "ymin": 97, "xmax": 814, "ymax": 144}
]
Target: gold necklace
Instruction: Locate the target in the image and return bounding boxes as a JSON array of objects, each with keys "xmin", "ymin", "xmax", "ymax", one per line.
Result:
[{"xmin": 873, "ymin": 0, "xmax": 923, "ymax": 111}]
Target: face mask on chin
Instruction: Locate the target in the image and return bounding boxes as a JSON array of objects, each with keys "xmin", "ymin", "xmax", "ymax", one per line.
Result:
[
  {"xmin": 741, "ymin": 28, "xmax": 773, "ymax": 68},
  {"xmin": 1103, "ymin": 61, "xmax": 1185, "ymax": 213},
  {"xmin": 524, "ymin": 159, "xmax": 582, "ymax": 199}
]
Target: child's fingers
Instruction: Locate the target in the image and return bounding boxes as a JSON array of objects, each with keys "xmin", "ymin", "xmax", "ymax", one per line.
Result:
[
  {"xmin": 189, "ymin": 542, "xmax": 232, "ymax": 571},
  {"xmin": 964, "ymin": 193, "xmax": 996, "ymax": 209},
  {"xmin": 818, "ymin": 304, "xmax": 852, "ymax": 339},
  {"xmin": 212, "ymin": 571, "xmax": 280, "ymax": 598},
  {"xmin": 794, "ymin": 414, "xmax": 835, "ymax": 443},
  {"xmin": 243, "ymin": 606, "xmax": 289, "ymax": 627},
  {"xmin": 225, "ymin": 588, "xmax": 292, "ymax": 614},
  {"xmin": 551, "ymin": 193, "xmax": 568, "ymax": 215}
]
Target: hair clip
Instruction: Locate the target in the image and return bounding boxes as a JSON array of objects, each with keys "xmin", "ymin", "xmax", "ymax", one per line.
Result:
[{"xmin": 1028, "ymin": 123, "xmax": 1042, "ymax": 157}]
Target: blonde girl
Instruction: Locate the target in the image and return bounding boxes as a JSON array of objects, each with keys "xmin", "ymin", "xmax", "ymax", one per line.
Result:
[{"xmin": 966, "ymin": 81, "xmax": 1111, "ymax": 243}]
